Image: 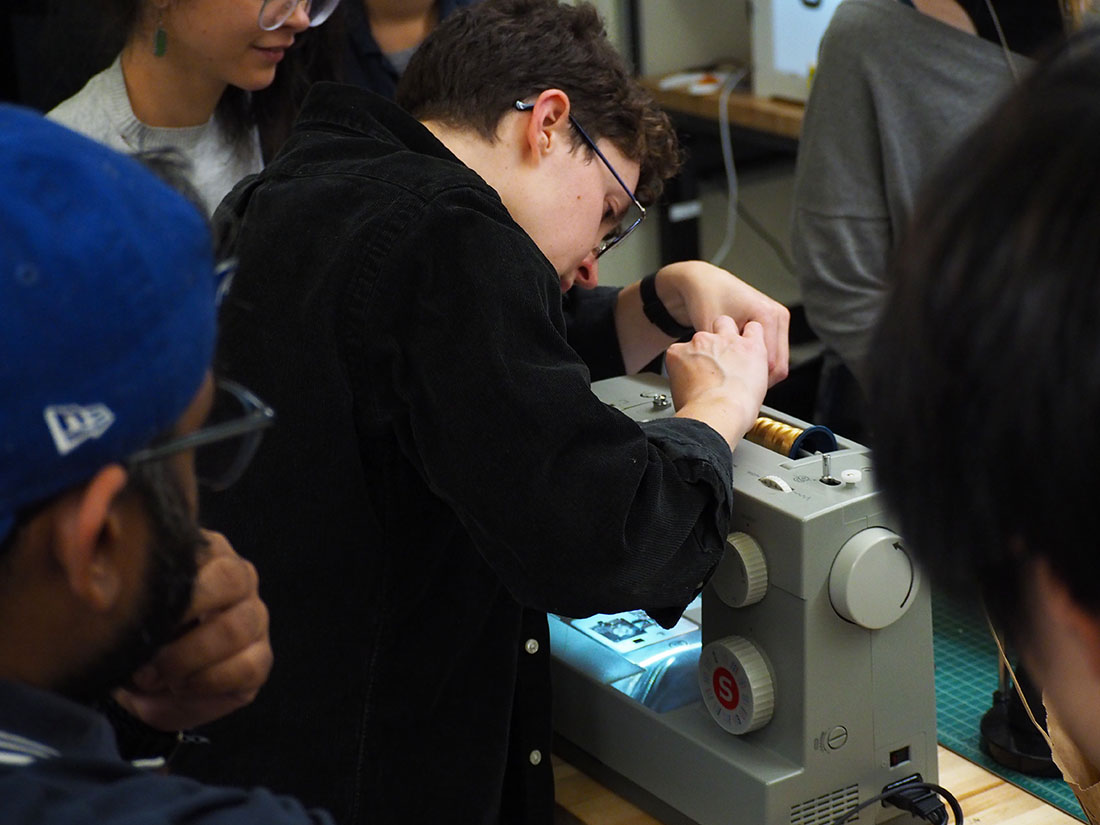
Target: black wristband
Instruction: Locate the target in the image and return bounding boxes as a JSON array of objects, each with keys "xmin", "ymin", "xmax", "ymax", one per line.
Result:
[{"xmin": 639, "ymin": 273, "xmax": 694, "ymax": 339}]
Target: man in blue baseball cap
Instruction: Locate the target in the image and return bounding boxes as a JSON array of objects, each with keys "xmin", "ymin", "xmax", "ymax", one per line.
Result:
[{"xmin": 0, "ymin": 104, "xmax": 331, "ymax": 824}]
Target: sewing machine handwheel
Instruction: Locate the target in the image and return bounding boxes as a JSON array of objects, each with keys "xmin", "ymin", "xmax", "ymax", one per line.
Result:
[{"xmin": 829, "ymin": 527, "xmax": 919, "ymax": 630}]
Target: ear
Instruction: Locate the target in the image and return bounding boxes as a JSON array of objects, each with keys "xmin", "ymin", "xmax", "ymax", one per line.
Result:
[
  {"xmin": 53, "ymin": 465, "xmax": 132, "ymax": 613},
  {"xmin": 521, "ymin": 88, "xmax": 572, "ymax": 162},
  {"xmin": 1034, "ymin": 558, "xmax": 1100, "ymax": 682}
]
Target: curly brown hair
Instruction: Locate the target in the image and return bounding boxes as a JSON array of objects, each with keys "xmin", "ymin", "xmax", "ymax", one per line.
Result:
[{"xmin": 396, "ymin": 0, "xmax": 681, "ymax": 206}]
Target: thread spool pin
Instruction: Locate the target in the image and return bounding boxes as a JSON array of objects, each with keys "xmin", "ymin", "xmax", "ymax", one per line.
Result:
[{"xmin": 820, "ymin": 453, "xmax": 841, "ymax": 486}]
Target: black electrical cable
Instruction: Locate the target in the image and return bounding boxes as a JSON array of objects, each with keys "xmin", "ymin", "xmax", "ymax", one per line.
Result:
[
  {"xmin": 829, "ymin": 780, "xmax": 963, "ymax": 825},
  {"xmin": 736, "ymin": 201, "xmax": 798, "ymax": 278}
]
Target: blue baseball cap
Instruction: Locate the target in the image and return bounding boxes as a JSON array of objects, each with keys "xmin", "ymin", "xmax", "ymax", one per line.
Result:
[{"xmin": 0, "ymin": 105, "xmax": 219, "ymax": 540}]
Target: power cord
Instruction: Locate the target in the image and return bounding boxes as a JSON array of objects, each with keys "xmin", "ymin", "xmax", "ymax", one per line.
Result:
[
  {"xmin": 704, "ymin": 62, "xmax": 800, "ymax": 282},
  {"xmin": 829, "ymin": 774, "xmax": 963, "ymax": 825},
  {"xmin": 708, "ymin": 63, "xmax": 751, "ymax": 267},
  {"xmin": 736, "ymin": 200, "xmax": 797, "ymax": 278}
]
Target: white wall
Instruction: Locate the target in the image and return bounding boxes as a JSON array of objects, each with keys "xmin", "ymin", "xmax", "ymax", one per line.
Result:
[
  {"xmin": 635, "ymin": 0, "xmax": 750, "ymax": 75},
  {"xmin": 585, "ymin": 1, "xmax": 801, "ymax": 313}
]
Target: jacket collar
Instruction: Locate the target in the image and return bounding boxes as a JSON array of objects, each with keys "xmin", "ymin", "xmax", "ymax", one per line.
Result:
[
  {"xmin": 0, "ymin": 681, "xmax": 119, "ymax": 766},
  {"xmin": 295, "ymin": 82, "xmax": 458, "ymax": 163}
]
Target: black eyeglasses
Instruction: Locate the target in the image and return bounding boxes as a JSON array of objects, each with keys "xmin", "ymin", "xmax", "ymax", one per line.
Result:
[
  {"xmin": 128, "ymin": 379, "xmax": 276, "ymax": 492},
  {"xmin": 514, "ymin": 100, "xmax": 647, "ymax": 258}
]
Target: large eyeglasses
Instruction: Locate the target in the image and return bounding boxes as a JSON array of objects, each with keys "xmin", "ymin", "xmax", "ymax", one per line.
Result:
[
  {"xmin": 128, "ymin": 380, "xmax": 276, "ymax": 492},
  {"xmin": 258, "ymin": 0, "xmax": 342, "ymax": 31},
  {"xmin": 514, "ymin": 100, "xmax": 647, "ymax": 258}
]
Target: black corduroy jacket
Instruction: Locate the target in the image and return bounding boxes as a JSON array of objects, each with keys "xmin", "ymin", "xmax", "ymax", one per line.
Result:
[{"xmin": 176, "ymin": 83, "xmax": 734, "ymax": 825}]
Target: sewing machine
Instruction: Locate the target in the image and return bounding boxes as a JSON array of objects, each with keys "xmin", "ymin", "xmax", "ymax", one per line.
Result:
[{"xmin": 549, "ymin": 374, "xmax": 936, "ymax": 825}]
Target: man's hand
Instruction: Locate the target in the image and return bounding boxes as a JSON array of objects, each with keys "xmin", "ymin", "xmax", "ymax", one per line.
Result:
[
  {"xmin": 656, "ymin": 261, "xmax": 790, "ymax": 387},
  {"xmin": 666, "ymin": 315, "xmax": 770, "ymax": 450},
  {"xmin": 114, "ymin": 530, "xmax": 273, "ymax": 732}
]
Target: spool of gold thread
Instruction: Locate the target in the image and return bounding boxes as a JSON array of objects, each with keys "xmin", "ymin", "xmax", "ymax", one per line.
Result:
[
  {"xmin": 746, "ymin": 417, "xmax": 804, "ymax": 456},
  {"xmin": 745, "ymin": 416, "xmax": 838, "ymax": 457}
]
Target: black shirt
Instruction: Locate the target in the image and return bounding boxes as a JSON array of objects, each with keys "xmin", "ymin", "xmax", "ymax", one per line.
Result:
[
  {"xmin": 340, "ymin": 0, "xmax": 479, "ymax": 100},
  {"xmin": 178, "ymin": 83, "xmax": 735, "ymax": 825}
]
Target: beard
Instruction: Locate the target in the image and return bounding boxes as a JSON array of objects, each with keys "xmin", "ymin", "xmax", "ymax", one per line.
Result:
[{"xmin": 57, "ymin": 459, "xmax": 204, "ymax": 705}]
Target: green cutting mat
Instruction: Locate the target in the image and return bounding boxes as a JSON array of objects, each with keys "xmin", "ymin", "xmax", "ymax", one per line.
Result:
[{"xmin": 932, "ymin": 589, "xmax": 1086, "ymax": 820}]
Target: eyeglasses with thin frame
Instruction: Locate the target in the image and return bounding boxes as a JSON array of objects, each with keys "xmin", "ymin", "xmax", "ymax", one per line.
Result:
[
  {"xmin": 514, "ymin": 100, "xmax": 647, "ymax": 258},
  {"xmin": 127, "ymin": 379, "xmax": 276, "ymax": 492},
  {"xmin": 258, "ymin": 0, "xmax": 342, "ymax": 31}
]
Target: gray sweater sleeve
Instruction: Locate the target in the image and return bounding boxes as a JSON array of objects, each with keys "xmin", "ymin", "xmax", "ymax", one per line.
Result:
[
  {"xmin": 791, "ymin": 0, "xmax": 1021, "ymax": 385},
  {"xmin": 792, "ymin": 1, "xmax": 898, "ymax": 382}
]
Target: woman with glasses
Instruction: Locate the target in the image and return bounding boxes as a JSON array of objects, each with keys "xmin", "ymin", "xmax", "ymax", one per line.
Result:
[{"xmin": 48, "ymin": 0, "xmax": 342, "ymax": 215}]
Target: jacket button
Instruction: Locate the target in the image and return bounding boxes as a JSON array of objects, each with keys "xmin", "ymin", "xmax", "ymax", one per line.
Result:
[
  {"xmin": 524, "ymin": 638, "xmax": 539, "ymax": 654},
  {"xmin": 529, "ymin": 749, "xmax": 542, "ymax": 766}
]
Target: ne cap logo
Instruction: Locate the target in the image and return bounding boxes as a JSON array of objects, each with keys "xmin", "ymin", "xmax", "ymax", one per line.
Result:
[{"xmin": 43, "ymin": 404, "xmax": 116, "ymax": 456}]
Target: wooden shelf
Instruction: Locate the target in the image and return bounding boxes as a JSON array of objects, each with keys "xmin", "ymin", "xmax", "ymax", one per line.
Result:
[{"xmin": 640, "ymin": 77, "xmax": 804, "ymax": 142}]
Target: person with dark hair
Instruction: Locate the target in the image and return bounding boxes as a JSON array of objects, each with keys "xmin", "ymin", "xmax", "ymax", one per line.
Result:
[
  {"xmin": 866, "ymin": 27, "xmax": 1100, "ymax": 824},
  {"xmin": 172, "ymin": 1, "xmax": 790, "ymax": 823},
  {"xmin": 0, "ymin": 104, "xmax": 332, "ymax": 823},
  {"xmin": 795, "ymin": 0, "xmax": 1094, "ymax": 777},
  {"xmin": 340, "ymin": 0, "xmax": 479, "ymax": 99},
  {"xmin": 46, "ymin": 0, "xmax": 343, "ymax": 215},
  {"xmin": 791, "ymin": 0, "xmax": 1082, "ymax": 443}
]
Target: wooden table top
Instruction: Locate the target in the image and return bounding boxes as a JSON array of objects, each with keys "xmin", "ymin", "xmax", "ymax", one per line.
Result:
[
  {"xmin": 554, "ymin": 745, "xmax": 1083, "ymax": 825},
  {"xmin": 639, "ymin": 77, "xmax": 805, "ymax": 142}
]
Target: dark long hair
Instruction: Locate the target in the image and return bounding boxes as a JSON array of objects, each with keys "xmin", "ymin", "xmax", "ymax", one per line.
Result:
[
  {"xmin": 867, "ymin": 28, "xmax": 1100, "ymax": 643},
  {"xmin": 220, "ymin": 4, "xmax": 347, "ymax": 161}
]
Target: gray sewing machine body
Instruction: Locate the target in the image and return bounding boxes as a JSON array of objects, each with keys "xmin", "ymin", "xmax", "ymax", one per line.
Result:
[{"xmin": 549, "ymin": 374, "xmax": 936, "ymax": 825}]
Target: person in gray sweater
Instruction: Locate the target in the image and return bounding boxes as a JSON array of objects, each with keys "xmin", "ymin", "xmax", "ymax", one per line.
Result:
[{"xmin": 791, "ymin": 0, "xmax": 1071, "ymax": 440}]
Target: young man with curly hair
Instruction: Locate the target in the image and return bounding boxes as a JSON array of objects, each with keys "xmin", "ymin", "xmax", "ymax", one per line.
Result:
[{"xmin": 180, "ymin": 2, "xmax": 791, "ymax": 822}]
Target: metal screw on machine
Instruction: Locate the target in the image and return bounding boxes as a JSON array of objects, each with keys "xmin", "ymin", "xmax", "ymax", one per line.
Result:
[{"xmin": 641, "ymin": 392, "xmax": 671, "ymax": 411}]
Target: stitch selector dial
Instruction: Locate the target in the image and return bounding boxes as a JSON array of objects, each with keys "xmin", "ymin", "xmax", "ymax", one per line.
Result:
[{"xmin": 699, "ymin": 635, "xmax": 775, "ymax": 735}]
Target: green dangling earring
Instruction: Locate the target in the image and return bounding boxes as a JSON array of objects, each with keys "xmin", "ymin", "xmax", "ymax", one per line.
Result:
[{"xmin": 153, "ymin": 9, "xmax": 167, "ymax": 57}]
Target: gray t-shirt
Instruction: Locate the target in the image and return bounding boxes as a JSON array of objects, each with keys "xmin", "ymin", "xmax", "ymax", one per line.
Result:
[
  {"xmin": 48, "ymin": 56, "xmax": 263, "ymax": 217},
  {"xmin": 791, "ymin": 0, "xmax": 1024, "ymax": 382}
]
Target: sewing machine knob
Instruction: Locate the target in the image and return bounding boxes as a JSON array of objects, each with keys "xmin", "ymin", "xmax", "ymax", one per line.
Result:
[
  {"xmin": 759, "ymin": 474, "xmax": 794, "ymax": 492},
  {"xmin": 699, "ymin": 635, "xmax": 775, "ymax": 735},
  {"xmin": 828, "ymin": 527, "xmax": 920, "ymax": 630},
  {"xmin": 712, "ymin": 532, "xmax": 768, "ymax": 608}
]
